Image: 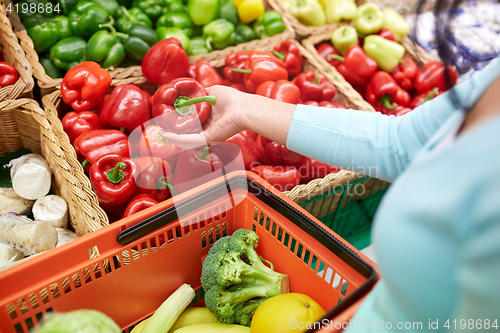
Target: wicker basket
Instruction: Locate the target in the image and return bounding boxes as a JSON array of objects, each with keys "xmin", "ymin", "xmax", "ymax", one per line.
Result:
[
  {"xmin": 0, "ymin": 0, "xmax": 33, "ymax": 101},
  {"xmin": 9, "ymin": 0, "xmax": 295, "ymax": 96}
]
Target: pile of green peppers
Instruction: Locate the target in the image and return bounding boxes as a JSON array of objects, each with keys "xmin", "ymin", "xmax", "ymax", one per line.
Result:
[{"xmin": 22, "ymin": 0, "xmax": 287, "ymax": 79}]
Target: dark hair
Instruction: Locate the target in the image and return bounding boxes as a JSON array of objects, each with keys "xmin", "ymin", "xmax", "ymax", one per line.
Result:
[{"xmin": 414, "ymin": 0, "xmax": 463, "ymax": 107}]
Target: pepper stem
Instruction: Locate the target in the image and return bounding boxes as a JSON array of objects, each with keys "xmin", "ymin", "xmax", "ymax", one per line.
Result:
[
  {"xmin": 156, "ymin": 134, "xmax": 168, "ymax": 142},
  {"xmin": 422, "ymin": 88, "xmax": 439, "ymax": 103},
  {"xmin": 327, "ymin": 54, "xmax": 344, "ymax": 62},
  {"xmin": 380, "ymin": 95, "xmax": 398, "ymax": 110},
  {"xmin": 272, "ymin": 50, "xmax": 285, "ymax": 61},
  {"xmin": 120, "ymin": 6, "xmax": 134, "ymax": 21},
  {"xmin": 357, "ymin": 32, "xmax": 366, "ymax": 38},
  {"xmin": 120, "ymin": 127, "xmax": 126, "ymax": 133},
  {"xmin": 107, "ymin": 162, "xmax": 127, "ymax": 184},
  {"xmin": 314, "ymin": 70, "xmax": 319, "ymax": 85},
  {"xmin": 156, "ymin": 176, "xmax": 176, "ymax": 193},
  {"xmin": 398, "ymin": 59, "xmax": 405, "ymax": 64},
  {"xmin": 231, "ymin": 68, "xmax": 252, "ymax": 73},
  {"xmin": 99, "ymin": 16, "xmax": 129, "ymax": 39},
  {"xmin": 82, "ymin": 160, "xmax": 89, "ymax": 169},
  {"xmin": 196, "ymin": 146, "xmax": 211, "ymax": 160},
  {"xmin": 174, "ymin": 95, "xmax": 217, "ymax": 115},
  {"xmin": 205, "ymin": 37, "xmax": 214, "ymax": 52}
]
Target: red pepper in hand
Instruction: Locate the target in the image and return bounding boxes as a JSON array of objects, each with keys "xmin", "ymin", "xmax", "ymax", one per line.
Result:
[
  {"xmin": 142, "ymin": 38, "xmax": 189, "ymax": 85},
  {"xmin": 273, "ymin": 41, "xmax": 303, "ymax": 78},
  {"xmin": 329, "ymin": 45, "xmax": 378, "ymax": 87},
  {"xmin": 415, "ymin": 61, "xmax": 458, "ymax": 94},
  {"xmin": 173, "ymin": 147, "xmax": 223, "ymax": 193},
  {"xmin": 261, "ymin": 136, "xmax": 304, "ymax": 165},
  {"xmin": 295, "ymin": 157, "xmax": 340, "ymax": 183},
  {"xmin": 195, "ymin": 60, "xmax": 224, "ymax": 88},
  {"xmin": 316, "ymin": 43, "xmax": 342, "ymax": 67},
  {"xmin": 410, "ymin": 88, "xmax": 441, "ymax": 109},
  {"xmin": 223, "ymin": 130, "xmax": 263, "ymax": 170},
  {"xmin": 123, "ymin": 194, "xmax": 158, "ymax": 218},
  {"xmin": 292, "ymin": 70, "xmax": 336, "ymax": 102},
  {"xmin": 250, "ymin": 165, "xmax": 300, "ymax": 192},
  {"xmin": 376, "ymin": 29, "xmax": 396, "ymax": 42},
  {"xmin": 391, "ymin": 57, "xmax": 418, "ymax": 91},
  {"xmin": 100, "ymin": 84, "xmax": 151, "ymax": 132},
  {"xmin": 256, "ymin": 80, "xmax": 301, "ymax": 104},
  {"xmin": 139, "ymin": 125, "xmax": 181, "ymax": 169},
  {"xmin": 90, "ymin": 154, "xmax": 138, "ymax": 211},
  {"xmin": 365, "ymin": 71, "xmax": 410, "ymax": 113},
  {"xmin": 304, "ymin": 100, "xmax": 347, "ymax": 109},
  {"xmin": 0, "ymin": 62, "xmax": 19, "ymax": 88},
  {"xmin": 223, "ymin": 51, "xmax": 249, "ymax": 83},
  {"xmin": 134, "ymin": 157, "xmax": 174, "ymax": 202},
  {"xmin": 62, "ymin": 111, "xmax": 102, "ymax": 144},
  {"xmin": 388, "ymin": 106, "xmax": 413, "ymax": 117},
  {"xmin": 151, "ymin": 78, "xmax": 217, "ymax": 134},
  {"xmin": 74, "ymin": 129, "xmax": 130, "ymax": 168},
  {"xmin": 61, "ymin": 61, "xmax": 111, "ymax": 111}
]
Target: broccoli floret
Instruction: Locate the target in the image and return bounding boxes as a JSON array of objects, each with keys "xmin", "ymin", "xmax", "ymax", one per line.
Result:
[{"xmin": 201, "ymin": 229, "xmax": 289, "ymax": 326}]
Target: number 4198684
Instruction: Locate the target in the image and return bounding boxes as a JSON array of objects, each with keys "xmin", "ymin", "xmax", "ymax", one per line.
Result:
[{"xmin": 444, "ymin": 319, "xmax": 498, "ymax": 330}]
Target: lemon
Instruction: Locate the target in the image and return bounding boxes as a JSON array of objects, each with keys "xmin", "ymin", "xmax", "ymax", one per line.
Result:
[{"xmin": 250, "ymin": 293, "xmax": 325, "ymax": 333}]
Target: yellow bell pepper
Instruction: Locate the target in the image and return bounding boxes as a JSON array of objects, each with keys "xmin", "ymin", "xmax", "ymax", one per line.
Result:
[{"xmin": 234, "ymin": 0, "xmax": 265, "ymax": 23}]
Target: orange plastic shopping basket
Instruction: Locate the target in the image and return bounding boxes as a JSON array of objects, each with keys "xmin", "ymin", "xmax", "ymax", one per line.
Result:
[{"xmin": 0, "ymin": 171, "xmax": 378, "ymax": 333}]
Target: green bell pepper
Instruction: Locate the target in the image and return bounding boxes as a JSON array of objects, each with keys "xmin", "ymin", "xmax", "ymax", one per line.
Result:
[
  {"xmin": 69, "ymin": 1, "xmax": 110, "ymax": 38},
  {"xmin": 86, "ymin": 17, "xmax": 127, "ymax": 69},
  {"xmin": 203, "ymin": 18, "xmax": 235, "ymax": 50},
  {"xmin": 363, "ymin": 34, "xmax": 405, "ymax": 72},
  {"xmin": 24, "ymin": 16, "xmax": 58, "ymax": 53},
  {"xmin": 235, "ymin": 23, "xmax": 255, "ymax": 44},
  {"xmin": 188, "ymin": 0, "xmax": 221, "ymax": 26},
  {"xmin": 220, "ymin": 2, "xmax": 239, "ymax": 26},
  {"xmin": 57, "ymin": 0, "xmax": 79, "ymax": 15},
  {"xmin": 253, "ymin": 11, "xmax": 285, "ymax": 39},
  {"xmin": 116, "ymin": 7, "xmax": 153, "ymax": 33},
  {"xmin": 95, "ymin": 0, "xmax": 121, "ymax": 18},
  {"xmin": 355, "ymin": 2, "xmax": 383, "ymax": 35},
  {"xmin": 288, "ymin": 0, "xmax": 325, "ymax": 26},
  {"xmin": 324, "ymin": 0, "xmax": 357, "ymax": 23},
  {"xmin": 156, "ymin": 26, "xmax": 192, "ymax": 53},
  {"xmin": 123, "ymin": 23, "xmax": 159, "ymax": 61},
  {"xmin": 382, "ymin": 8, "xmax": 410, "ymax": 42},
  {"xmin": 117, "ymin": 0, "xmax": 134, "ymax": 7},
  {"xmin": 52, "ymin": 15, "xmax": 74, "ymax": 40},
  {"xmin": 190, "ymin": 36, "xmax": 210, "ymax": 55},
  {"xmin": 164, "ymin": 0, "xmax": 186, "ymax": 12},
  {"xmin": 49, "ymin": 37, "xmax": 86, "ymax": 71},
  {"xmin": 157, "ymin": 12, "xmax": 194, "ymax": 37},
  {"xmin": 331, "ymin": 25, "xmax": 358, "ymax": 55},
  {"xmin": 17, "ymin": 0, "xmax": 53, "ymax": 21},
  {"xmin": 40, "ymin": 57, "xmax": 64, "ymax": 79},
  {"xmin": 132, "ymin": 0, "xmax": 167, "ymax": 21}
]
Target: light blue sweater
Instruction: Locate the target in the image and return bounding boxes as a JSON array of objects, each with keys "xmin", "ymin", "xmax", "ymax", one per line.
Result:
[{"xmin": 287, "ymin": 56, "xmax": 500, "ymax": 332}]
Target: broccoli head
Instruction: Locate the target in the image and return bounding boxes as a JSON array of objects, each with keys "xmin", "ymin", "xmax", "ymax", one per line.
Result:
[{"xmin": 201, "ymin": 229, "xmax": 289, "ymax": 326}]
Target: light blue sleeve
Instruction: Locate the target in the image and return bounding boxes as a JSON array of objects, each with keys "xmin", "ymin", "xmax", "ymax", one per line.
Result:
[{"xmin": 287, "ymin": 56, "xmax": 500, "ymax": 182}]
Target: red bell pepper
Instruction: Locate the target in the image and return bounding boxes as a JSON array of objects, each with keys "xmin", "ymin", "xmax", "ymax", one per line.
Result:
[
  {"xmin": 391, "ymin": 57, "xmax": 418, "ymax": 91},
  {"xmin": 223, "ymin": 130, "xmax": 263, "ymax": 170},
  {"xmin": 250, "ymin": 165, "xmax": 300, "ymax": 192},
  {"xmin": 295, "ymin": 157, "xmax": 340, "ymax": 183},
  {"xmin": 123, "ymin": 194, "xmax": 159, "ymax": 218},
  {"xmin": 303, "ymin": 100, "xmax": 347, "ymax": 109},
  {"xmin": 365, "ymin": 71, "xmax": 410, "ymax": 113},
  {"xmin": 273, "ymin": 41, "xmax": 303, "ymax": 78},
  {"xmin": 195, "ymin": 60, "xmax": 224, "ymax": 88},
  {"xmin": 100, "ymin": 84, "xmax": 151, "ymax": 132},
  {"xmin": 255, "ymin": 80, "xmax": 301, "ymax": 104},
  {"xmin": 90, "ymin": 154, "xmax": 138, "ymax": 211},
  {"xmin": 74, "ymin": 129, "xmax": 130, "ymax": 168},
  {"xmin": 243, "ymin": 129, "xmax": 258, "ymax": 141},
  {"xmin": 223, "ymin": 51, "xmax": 250, "ymax": 83},
  {"xmin": 388, "ymin": 106, "xmax": 413, "ymax": 117},
  {"xmin": 173, "ymin": 147, "xmax": 223, "ymax": 193},
  {"xmin": 229, "ymin": 82, "xmax": 247, "ymax": 92},
  {"xmin": 95, "ymin": 94, "xmax": 110, "ymax": 116},
  {"xmin": 261, "ymin": 136, "xmax": 304, "ymax": 165},
  {"xmin": 316, "ymin": 43, "xmax": 342, "ymax": 67},
  {"xmin": 376, "ymin": 29, "xmax": 396, "ymax": 42},
  {"xmin": 141, "ymin": 38, "xmax": 189, "ymax": 85},
  {"xmin": 151, "ymin": 77, "xmax": 217, "ymax": 134},
  {"xmin": 292, "ymin": 70, "xmax": 336, "ymax": 102},
  {"xmin": 328, "ymin": 45, "xmax": 378, "ymax": 87},
  {"xmin": 188, "ymin": 63, "xmax": 197, "ymax": 79},
  {"xmin": 134, "ymin": 157, "xmax": 174, "ymax": 202},
  {"xmin": 415, "ymin": 61, "xmax": 458, "ymax": 94},
  {"xmin": 139, "ymin": 125, "xmax": 181, "ymax": 169},
  {"xmin": 62, "ymin": 111, "xmax": 102, "ymax": 144},
  {"xmin": 0, "ymin": 62, "xmax": 19, "ymax": 88},
  {"xmin": 61, "ymin": 61, "xmax": 111, "ymax": 111},
  {"xmin": 410, "ymin": 88, "xmax": 441, "ymax": 109}
]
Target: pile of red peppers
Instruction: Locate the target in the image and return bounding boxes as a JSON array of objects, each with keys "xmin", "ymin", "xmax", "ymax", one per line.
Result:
[
  {"xmin": 58, "ymin": 39, "xmax": 346, "ymax": 222},
  {"xmin": 317, "ymin": 31, "xmax": 458, "ymax": 117}
]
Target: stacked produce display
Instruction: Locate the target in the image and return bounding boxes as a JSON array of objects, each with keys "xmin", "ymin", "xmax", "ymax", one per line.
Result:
[{"xmin": 20, "ymin": 0, "xmax": 288, "ymax": 78}]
